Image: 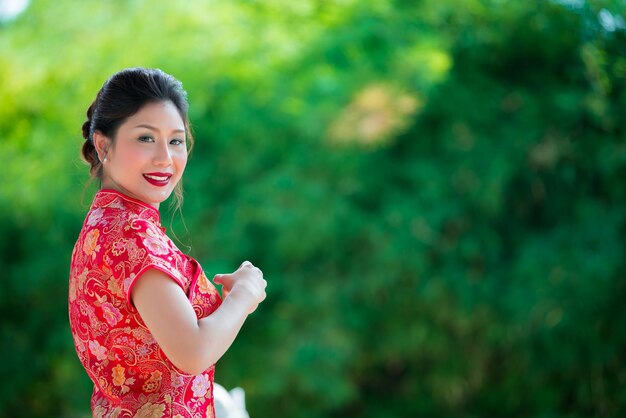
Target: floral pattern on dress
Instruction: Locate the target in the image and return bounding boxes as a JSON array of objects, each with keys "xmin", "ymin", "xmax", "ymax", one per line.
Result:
[{"xmin": 69, "ymin": 190, "xmax": 222, "ymax": 418}]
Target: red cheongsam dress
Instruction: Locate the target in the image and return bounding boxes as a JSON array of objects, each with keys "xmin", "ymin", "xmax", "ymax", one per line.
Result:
[{"xmin": 69, "ymin": 189, "xmax": 222, "ymax": 418}]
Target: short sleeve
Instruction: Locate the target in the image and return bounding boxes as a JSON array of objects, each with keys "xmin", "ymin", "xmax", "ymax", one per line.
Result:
[{"xmin": 104, "ymin": 216, "xmax": 190, "ymax": 305}]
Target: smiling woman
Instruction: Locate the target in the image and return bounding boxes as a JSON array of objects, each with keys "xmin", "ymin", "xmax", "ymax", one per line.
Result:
[
  {"xmin": 93, "ymin": 101, "xmax": 188, "ymax": 209},
  {"xmin": 69, "ymin": 68, "xmax": 267, "ymax": 418},
  {"xmin": 81, "ymin": 68, "xmax": 193, "ymax": 211}
]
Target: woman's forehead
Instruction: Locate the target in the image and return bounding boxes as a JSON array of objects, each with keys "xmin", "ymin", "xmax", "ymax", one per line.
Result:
[{"xmin": 123, "ymin": 101, "xmax": 185, "ymax": 131}]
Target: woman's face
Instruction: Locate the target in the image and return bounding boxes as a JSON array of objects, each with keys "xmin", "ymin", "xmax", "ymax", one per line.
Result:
[{"xmin": 96, "ymin": 100, "xmax": 188, "ymax": 209}]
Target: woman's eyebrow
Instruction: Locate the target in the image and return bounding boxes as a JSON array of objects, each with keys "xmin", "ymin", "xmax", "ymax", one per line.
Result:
[{"xmin": 133, "ymin": 123, "xmax": 185, "ymax": 134}]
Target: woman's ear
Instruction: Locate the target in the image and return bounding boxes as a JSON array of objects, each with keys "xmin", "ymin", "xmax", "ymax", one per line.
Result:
[{"xmin": 93, "ymin": 130, "xmax": 111, "ymax": 162}]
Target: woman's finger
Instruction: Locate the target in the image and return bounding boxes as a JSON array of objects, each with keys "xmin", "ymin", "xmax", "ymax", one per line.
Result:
[
  {"xmin": 239, "ymin": 260, "xmax": 253, "ymax": 269},
  {"xmin": 213, "ymin": 273, "xmax": 232, "ymax": 285}
]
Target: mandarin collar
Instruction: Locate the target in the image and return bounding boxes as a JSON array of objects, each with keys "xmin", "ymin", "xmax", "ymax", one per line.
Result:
[{"xmin": 92, "ymin": 189, "xmax": 161, "ymax": 225}]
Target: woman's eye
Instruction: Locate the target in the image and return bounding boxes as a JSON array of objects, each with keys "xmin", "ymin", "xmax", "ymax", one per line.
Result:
[
  {"xmin": 138, "ymin": 136, "xmax": 154, "ymax": 142},
  {"xmin": 170, "ymin": 138, "xmax": 185, "ymax": 145}
]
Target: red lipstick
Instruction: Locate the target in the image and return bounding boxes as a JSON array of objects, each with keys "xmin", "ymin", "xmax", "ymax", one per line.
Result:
[{"xmin": 143, "ymin": 172, "xmax": 172, "ymax": 187}]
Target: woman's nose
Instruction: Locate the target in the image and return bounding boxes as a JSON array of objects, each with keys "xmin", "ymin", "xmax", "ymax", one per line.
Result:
[{"xmin": 153, "ymin": 142, "xmax": 172, "ymax": 165}]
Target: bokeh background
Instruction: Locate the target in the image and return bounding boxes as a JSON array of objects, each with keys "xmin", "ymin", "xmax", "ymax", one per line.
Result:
[{"xmin": 1, "ymin": 0, "xmax": 625, "ymax": 417}]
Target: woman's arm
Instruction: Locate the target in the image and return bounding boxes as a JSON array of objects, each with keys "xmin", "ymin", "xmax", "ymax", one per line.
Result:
[{"xmin": 131, "ymin": 261, "xmax": 266, "ymax": 375}]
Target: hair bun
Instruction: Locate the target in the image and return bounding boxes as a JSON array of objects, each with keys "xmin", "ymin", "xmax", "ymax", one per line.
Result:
[
  {"xmin": 82, "ymin": 100, "xmax": 97, "ymax": 140},
  {"xmin": 81, "ymin": 120, "xmax": 91, "ymax": 140}
]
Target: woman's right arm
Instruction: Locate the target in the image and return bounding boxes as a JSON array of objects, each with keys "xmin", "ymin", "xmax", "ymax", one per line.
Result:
[{"xmin": 131, "ymin": 262, "xmax": 267, "ymax": 375}]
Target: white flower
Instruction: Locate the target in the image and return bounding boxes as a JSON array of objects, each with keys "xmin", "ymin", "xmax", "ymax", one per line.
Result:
[
  {"xmin": 89, "ymin": 340, "xmax": 108, "ymax": 361},
  {"xmin": 144, "ymin": 237, "xmax": 169, "ymax": 255},
  {"xmin": 191, "ymin": 374, "xmax": 211, "ymax": 398},
  {"xmin": 87, "ymin": 208, "xmax": 105, "ymax": 226}
]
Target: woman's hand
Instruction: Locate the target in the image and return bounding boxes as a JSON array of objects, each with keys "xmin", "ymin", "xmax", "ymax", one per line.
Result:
[
  {"xmin": 214, "ymin": 261, "xmax": 267, "ymax": 314},
  {"xmin": 132, "ymin": 261, "xmax": 268, "ymax": 374}
]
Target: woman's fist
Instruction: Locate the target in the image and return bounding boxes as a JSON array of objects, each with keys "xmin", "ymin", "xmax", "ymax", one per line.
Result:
[{"xmin": 214, "ymin": 261, "xmax": 267, "ymax": 314}]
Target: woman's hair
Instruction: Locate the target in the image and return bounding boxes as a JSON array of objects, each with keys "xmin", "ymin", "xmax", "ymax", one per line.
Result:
[{"xmin": 81, "ymin": 67, "xmax": 193, "ymax": 208}]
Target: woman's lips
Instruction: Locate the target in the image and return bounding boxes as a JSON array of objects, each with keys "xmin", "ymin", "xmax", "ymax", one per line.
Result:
[{"xmin": 143, "ymin": 173, "xmax": 172, "ymax": 187}]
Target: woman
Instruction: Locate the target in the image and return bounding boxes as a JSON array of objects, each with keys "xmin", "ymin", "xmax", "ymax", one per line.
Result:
[{"xmin": 69, "ymin": 67, "xmax": 267, "ymax": 418}]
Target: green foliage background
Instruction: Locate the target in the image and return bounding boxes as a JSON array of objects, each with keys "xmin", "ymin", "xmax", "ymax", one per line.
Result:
[{"xmin": 1, "ymin": 0, "xmax": 625, "ymax": 417}]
